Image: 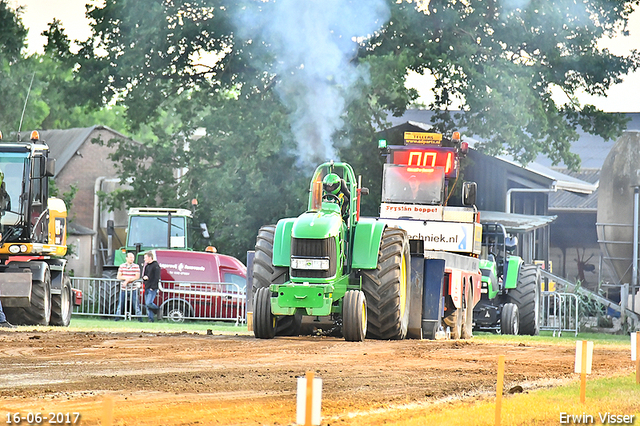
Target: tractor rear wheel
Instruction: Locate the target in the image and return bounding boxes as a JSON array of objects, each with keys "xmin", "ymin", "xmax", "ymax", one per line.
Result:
[
  {"xmin": 50, "ymin": 275, "xmax": 72, "ymax": 326},
  {"xmin": 343, "ymin": 290, "xmax": 367, "ymax": 342},
  {"xmin": 99, "ymin": 269, "xmax": 119, "ymax": 315},
  {"xmin": 252, "ymin": 225, "xmax": 300, "ymax": 336},
  {"xmin": 361, "ymin": 227, "xmax": 411, "ymax": 340},
  {"xmin": 500, "ymin": 303, "xmax": 519, "ymax": 335},
  {"xmin": 507, "ymin": 265, "xmax": 540, "ymax": 335},
  {"xmin": 253, "ymin": 287, "xmax": 276, "ymax": 339}
]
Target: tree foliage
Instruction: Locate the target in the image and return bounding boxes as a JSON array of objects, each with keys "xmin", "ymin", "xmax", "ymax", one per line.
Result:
[
  {"xmin": 59, "ymin": 0, "xmax": 640, "ymax": 259},
  {"xmin": 0, "ymin": 3, "xmax": 130, "ymax": 135},
  {"xmin": 367, "ymin": 0, "xmax": 639, "ymax": 169}
]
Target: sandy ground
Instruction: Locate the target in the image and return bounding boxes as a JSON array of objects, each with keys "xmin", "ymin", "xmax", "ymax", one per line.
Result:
[{"xmin": 0, "ymin": 328, "xmax": 634, "ymax": 425}]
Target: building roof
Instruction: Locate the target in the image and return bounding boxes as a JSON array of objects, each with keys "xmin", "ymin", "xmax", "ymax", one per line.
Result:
[
  {"xmin": 480, "ymin": 211, "xmax": 557, "ymax": 233},
  {"xmin": 548, "ymin": 169, "xmax": 600, "ymax": 212},
  {"xmin": 535, "ymin": 113, "xmax": 640, "ymax": 169},
  {"xmin": 68, "ymin": 221, "xmax": 96, "ymax": 236},
  {"xmin": 19, "ymin": 126, "xmax": 132, "ymax": 176}
]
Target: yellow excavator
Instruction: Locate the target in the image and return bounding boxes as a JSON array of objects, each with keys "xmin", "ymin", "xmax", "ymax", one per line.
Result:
[{"xmin": 0, "ymin": 130, "xmax": 75, "ymax": 326}]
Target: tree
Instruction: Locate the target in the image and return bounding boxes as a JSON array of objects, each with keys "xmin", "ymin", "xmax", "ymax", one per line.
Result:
[
  {"xmin": 0, "ymin": 6, "xmax": 130, "ymax": 135},
  {"xmin": 69, "ymin": 0, "xmax": 640, "ymax": 256},
  {"xmin": 365, "ymin": 0, "xmax": 639, "ymax": 170},
  {"xmin": 0, "ymin": 0, "xmax": 27, "ymax": 64}
]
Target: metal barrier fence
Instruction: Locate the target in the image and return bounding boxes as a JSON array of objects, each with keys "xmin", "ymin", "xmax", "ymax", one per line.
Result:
[
  {"xmin": 71, "ymin": 277, "xmax": 247, "ymax": 325},
  {"xmin": 539, "ymin": 290, "xmax": 579, "ymax": 337}
]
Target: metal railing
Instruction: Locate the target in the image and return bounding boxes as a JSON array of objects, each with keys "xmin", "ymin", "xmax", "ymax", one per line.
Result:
[
  {"xmin": 71, "ymin": 277, "xmax": 246, "ymax": 325},
  {"xmin": 539, "ymin": 291, "xmax": 579, "ymax": 337}
]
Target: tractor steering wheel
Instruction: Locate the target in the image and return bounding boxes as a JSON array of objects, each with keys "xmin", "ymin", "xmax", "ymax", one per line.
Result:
[{"xmin": 322, "ymin": 193, "xmax": 340, "ymax": 203}]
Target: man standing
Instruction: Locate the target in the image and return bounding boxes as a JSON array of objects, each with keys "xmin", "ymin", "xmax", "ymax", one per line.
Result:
[
  {"xmin": 116, "ymin": 252, "xmax": 142, "ymax": 321},
  {"xmin": 142, "ymin": 252, "xmax": 161, "ymax": 322},
  {"xmin": 0, "ymin": 299, "xmax": 16, "ymax": 328}
]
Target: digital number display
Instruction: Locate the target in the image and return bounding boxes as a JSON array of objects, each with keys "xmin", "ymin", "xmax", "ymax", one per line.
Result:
[{"xmin": 391, "ymin": 148, "xmax": 457, "ymax": 177}]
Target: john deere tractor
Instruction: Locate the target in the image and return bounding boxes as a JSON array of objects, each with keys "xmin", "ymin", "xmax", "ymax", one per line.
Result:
[
  {"xmin": 473, "ymin": 223, "xmax": 540, "ymax": 335},
  {"xmin": 252, "ymin": 161, "xmax": 411, "ymax": 341}
]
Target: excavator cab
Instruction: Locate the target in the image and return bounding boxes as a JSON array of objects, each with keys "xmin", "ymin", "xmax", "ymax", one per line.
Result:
[{"xmin": 0, "ymin": 135, "xmax": 62, "ymax": 249}]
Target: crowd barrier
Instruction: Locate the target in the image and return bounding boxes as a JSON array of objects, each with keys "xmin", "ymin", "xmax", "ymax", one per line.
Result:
[
  {"xmin": 539, "ymin": 290, "xmax": 579, "ymax": 336},
  {"xmin": 71, "ymin": 277, "xmax": 246, "ymax": 325}
]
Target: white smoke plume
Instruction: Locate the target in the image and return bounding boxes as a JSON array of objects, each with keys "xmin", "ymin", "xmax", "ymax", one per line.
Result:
[{"xmin": 234, "ymin": 0, "xmax": 390, "ymax": 163}]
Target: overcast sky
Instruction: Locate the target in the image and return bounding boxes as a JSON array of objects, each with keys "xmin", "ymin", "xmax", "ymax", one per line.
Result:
[{"xmin": 12, "ymin": 0, "xmax": 640, "ymax": 113}]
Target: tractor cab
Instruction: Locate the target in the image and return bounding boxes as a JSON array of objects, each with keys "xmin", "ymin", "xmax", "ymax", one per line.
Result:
[{"xmin": 308, "ymin": 161, "xmax": 361, "ymax": 227}]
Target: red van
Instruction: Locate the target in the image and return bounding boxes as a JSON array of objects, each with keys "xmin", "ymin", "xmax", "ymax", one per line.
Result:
[{"xmin": 148, "ymin": 250, "xmax": 247, "ymax": 323}]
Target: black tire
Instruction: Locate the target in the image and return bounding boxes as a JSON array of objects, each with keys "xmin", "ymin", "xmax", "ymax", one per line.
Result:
[
  {"xmin": 99, "ymin": 270, "xmax": 120, "ymax": 315},
  {"xmin": 507, "ymin": 265, "xmax": 540, "ymax": 335},
  {"xmin": 343, "ymin": 290, "xmax": 367, "ymax": 342},
  {"xmin": 14, "ymin": 268, "xmax": 52, "ymax": 325},
  {"xmin": 254, "ymin": 287, "xmax": 276, "ymax": 339},
  {"xmin": 252, "ymin": 224, "xmax": 301, "ymax": 336},
  {"xmin": 277, "ymin": 311, "xmax": 303, "ymax": 336},
  {"xmin": 361, "ymin": 227, "xmax": 411, "ymax": 340},
  {"xmin": 500, "ymin": 303, "xmax": 519, "ymax": 335},
  {"xmin": 50, "ymin": 275, "xmax": 72, "ymax": 327},
  {"xmin": 461, "ymin": 278, "xmax": 474, "ymax": 339}
]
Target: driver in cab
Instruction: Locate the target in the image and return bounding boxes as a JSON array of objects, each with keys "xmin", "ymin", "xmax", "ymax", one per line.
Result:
[
  {"xmin": 0, "ymin": 172, "xmax": 10, "ymax": 213},
  {"xmin": 322, "ymin": 173, "xmax": 350, "ymax": 219}
]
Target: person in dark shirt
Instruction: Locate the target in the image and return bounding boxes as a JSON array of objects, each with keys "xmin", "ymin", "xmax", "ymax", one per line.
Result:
[
  {"xmin": 0, "ymin": 298, "xmax": 16, "ymax": 328},
  {"xmin": 142, "ymin": 252, "xmax": 162, "ymax": 322},
  {"xmin": 0, "ymin": 172, "xmax": 10, "ymax": 213}
]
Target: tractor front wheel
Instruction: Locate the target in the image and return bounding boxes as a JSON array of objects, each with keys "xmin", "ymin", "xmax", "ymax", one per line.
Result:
[
  {"xmin": 343, "ymin": 290, "xmax": 367, "ymax": 342},
  {"xmin": 253, "ymin": 287, "xmax": 275, "ymax": 339},
  {"xmin": 500, "ymin": 303, "xmax": 519, "ymax": 335},
  {"xmin": 50, "ymin": 275, "xmax": 72, "ymax": 327}
]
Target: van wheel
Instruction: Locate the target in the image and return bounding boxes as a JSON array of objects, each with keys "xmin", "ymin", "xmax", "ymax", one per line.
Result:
[{"xmin": 165, "ymin": 304, "xmax": 191, "ymax": 323}]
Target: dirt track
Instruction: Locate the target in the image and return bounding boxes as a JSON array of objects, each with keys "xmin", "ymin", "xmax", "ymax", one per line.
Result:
[{"xmin": 0, "ymin": 328, "xmax": 634, "ymax": 425}]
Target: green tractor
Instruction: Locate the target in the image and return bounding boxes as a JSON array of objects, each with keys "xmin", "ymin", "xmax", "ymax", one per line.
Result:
[
  {"xmin": 252, "ymin": 161, "xmax": 411, "ymax": 341},
  {"xmin": 473, "ymin": 223, "xmax": 540, "ymax": 335}
]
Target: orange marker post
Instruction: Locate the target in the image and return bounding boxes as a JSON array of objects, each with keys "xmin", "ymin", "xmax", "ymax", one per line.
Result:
[
  {"xmin": 495, "ymin": 355, "xmax": 505, "ymax": 426},
  {"xmin": 580, "ymin": 340, "xmax": 588, "ymax": 403},
  {"xmin": 305, "ymin": 371, "xmax": 314, "ymax": 426},
  {"xmin": 635, "ymin": 332, "xmax": 640, "ymax": 385},
  {"xmin": 102, "ymin": 396, "xmax": 114, "ymax": 426}
]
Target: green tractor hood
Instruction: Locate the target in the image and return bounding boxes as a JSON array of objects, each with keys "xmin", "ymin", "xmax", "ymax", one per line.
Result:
[
  {"xmin": 272, "ymin": 203, "xmax": 343, "ymax": 267},
  {"xmin": 292, "ymin": 203, "xmax": 343, "ymax": 240}
]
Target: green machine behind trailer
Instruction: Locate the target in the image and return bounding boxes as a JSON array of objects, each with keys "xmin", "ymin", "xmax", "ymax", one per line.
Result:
[{"xmin": 473, "ymin": 223, "xmax": 541, "ymax": 335}]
